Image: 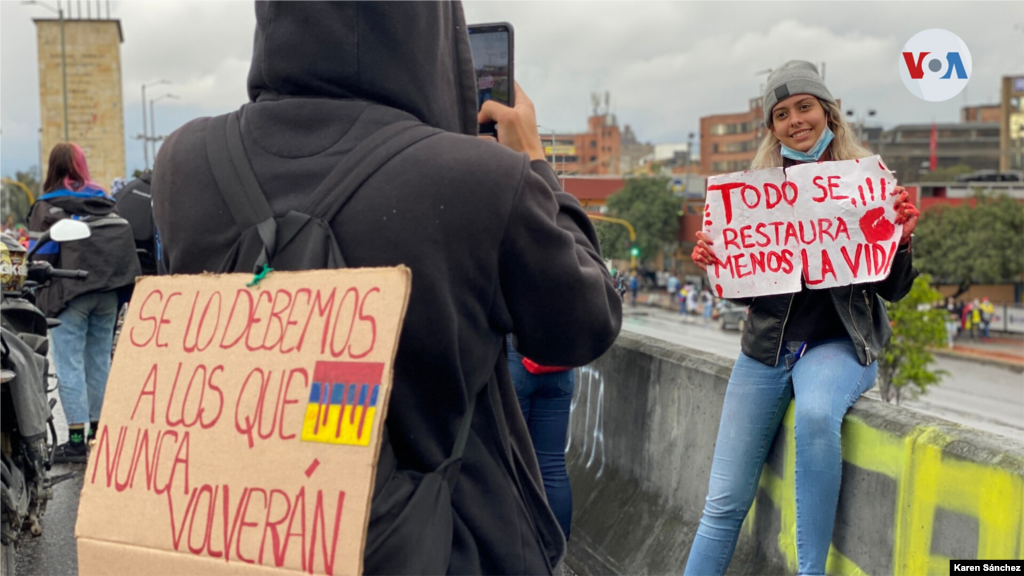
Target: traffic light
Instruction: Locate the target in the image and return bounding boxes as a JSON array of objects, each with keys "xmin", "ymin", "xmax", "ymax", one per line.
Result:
[{"xmin": 629, "ymin": 245, "xmax": 640, "ymax": 258}]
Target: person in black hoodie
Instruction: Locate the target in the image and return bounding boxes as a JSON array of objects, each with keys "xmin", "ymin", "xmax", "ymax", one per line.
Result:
[
  {"xmin": 111, "ymin": 170, "xmax": 159, "ymax": 276},
  {"xmin": 28, "ymin": 142, "xmax": 141, "ymax": 463},
  {"xmin": 151, "ymin": 2, "xmax": 622, "ymax": 574}
]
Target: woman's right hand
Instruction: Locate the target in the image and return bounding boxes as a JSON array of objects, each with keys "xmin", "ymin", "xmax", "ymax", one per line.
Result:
[{"xmin": 691, "ymin": 231, "xmax": 717, "ymax": 272}]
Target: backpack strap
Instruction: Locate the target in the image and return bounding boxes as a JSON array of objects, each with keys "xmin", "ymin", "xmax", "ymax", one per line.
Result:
[
  {"xmin": 439, "ymin": 381, "xmax": 484, "ymax": 492},
  {"xmin": 208, "ymin": 115, "xmax": 442, "ymax": 273},
  {"xmin": 303, "ymin": 120, "xmax": 442, "ymax": 222},
  {"xmin": 206, "ymin": 111, "xmax": 278, "ymax": 273}
]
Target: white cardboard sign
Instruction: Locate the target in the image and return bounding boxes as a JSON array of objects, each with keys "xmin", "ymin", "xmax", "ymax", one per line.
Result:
[{"xmin": 703, "ymin": 155, "xmax": 903, "ymax": 299}]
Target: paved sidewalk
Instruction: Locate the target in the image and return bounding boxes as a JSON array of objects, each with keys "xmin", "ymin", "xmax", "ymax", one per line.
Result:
[
  {"xmin": 630, "ymin": 290, "xmax": 1024, "ymax": 370},
  {"xmin": 934, "ymin": 336, "xmax": 1024, "ymax": 371},
  {"xmin": 633, "ymin": 290, "xmax": 683, "ymax": 312}
]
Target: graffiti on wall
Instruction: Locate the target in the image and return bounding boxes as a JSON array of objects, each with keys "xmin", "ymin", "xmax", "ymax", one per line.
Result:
[
  {"xmin": 568, "ymin": 366, "xmax": 606, "ymax": 478},
  {"xmin": 747, "ymin": 405, "xmax": 1024, "ymax": 574}
]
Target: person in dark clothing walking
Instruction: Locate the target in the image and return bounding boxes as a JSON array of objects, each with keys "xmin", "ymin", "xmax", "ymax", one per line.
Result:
[
  {"xmin": 151, "ymin": 3, "xmax": 622, "ymax": 574},
  {"xmin": 686, "ymin": 61, "xmax": 919, "ymax": 576},
  {"xmin": 111, "ymin": 170, "xmax": 159, "ymax": 277},
  {"xmin": 28, "ymin": 143, "xmax": 140, "ymax": 463}
]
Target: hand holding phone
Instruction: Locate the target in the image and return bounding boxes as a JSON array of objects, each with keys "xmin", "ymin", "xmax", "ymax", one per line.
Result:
[
  {"xmin": 468, "ymin": 22, "xmax": 514, "ymax": 136},
  {"xmin": 478, "ymin": 82, "xmax": 545, "ymax": 162}
]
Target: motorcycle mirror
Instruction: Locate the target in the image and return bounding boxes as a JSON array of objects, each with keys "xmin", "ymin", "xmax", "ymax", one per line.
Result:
[{"xmin": 50, "ymin": 219, "xmax": 91, "ymax": 243}]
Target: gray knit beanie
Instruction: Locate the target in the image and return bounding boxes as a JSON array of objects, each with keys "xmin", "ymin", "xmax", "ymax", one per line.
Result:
[{"xmin": 762, "ymin": 61, "xmax": 835, "ymax": 125}]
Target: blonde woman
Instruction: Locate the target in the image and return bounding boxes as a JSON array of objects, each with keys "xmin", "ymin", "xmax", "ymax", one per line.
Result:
[{"xmin": 686, "ymin": 61, "xmax": 920, "ymax": 576}]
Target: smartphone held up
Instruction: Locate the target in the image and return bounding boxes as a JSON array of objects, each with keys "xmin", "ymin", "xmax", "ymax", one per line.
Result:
[{"xmin": 468, "ymin": 22, "xmax": 514, "ymax": 136}]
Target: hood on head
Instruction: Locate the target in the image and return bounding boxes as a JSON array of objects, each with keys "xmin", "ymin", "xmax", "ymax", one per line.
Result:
[{"xmin": 247, "ymin": 1, "xmax": 479, "ymax": 137}]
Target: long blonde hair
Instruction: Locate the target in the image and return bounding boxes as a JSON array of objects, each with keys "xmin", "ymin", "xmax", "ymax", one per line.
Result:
[{"xmin": 750, "ymin": 99, "xmax": 872, "ymax": 169}]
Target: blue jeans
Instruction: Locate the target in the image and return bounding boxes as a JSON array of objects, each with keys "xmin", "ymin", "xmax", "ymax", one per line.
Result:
[
  {"xmin": 684, "ymin": 338, "xmax": 877, "ymax": 576},
  {"xmin": 50, "ymin": 291, "xmax": 118, "ymax": 426},
  {"xmin": 507, "ymin": 338, "xmax": 575, "ymax": 540}
]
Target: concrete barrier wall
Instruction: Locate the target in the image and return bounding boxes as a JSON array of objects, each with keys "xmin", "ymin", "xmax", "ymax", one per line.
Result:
[{"xmin": 565, "ymin": 332, "xmax": 1024, "ymax": 575}]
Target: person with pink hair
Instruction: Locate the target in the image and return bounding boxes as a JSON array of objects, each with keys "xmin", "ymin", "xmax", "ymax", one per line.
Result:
[{"xmin": 28, "ymin": 142, "xmax": 140, "ymax": 463}]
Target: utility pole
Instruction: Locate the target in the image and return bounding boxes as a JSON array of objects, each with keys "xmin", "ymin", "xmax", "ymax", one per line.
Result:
[
  {"xmin": 59, "ymin": 3, "xmax": 67, "ymax": 142},
  {"xmin": 149, "ymin": 93, "xmax": 179, "ymax": 163}
]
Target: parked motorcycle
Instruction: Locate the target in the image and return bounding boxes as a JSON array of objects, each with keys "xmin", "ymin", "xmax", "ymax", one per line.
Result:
[{"xmin": 1, "ymin": 220, "xmax": 90, "ymax": 576}]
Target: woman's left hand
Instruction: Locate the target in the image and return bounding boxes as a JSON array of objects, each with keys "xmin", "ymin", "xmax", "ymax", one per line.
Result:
[{"xmin": 892, "ymin": 186, "xmax": 919, "ymax": 245}]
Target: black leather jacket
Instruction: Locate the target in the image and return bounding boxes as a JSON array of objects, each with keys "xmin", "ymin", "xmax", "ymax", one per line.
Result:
[{"xmin": 737, "ymin": 241, "xmax": 918, "ymax": 367}]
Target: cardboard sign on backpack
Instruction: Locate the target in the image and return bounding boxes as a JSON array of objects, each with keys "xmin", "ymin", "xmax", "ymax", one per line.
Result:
[{"xmin": 76, "ymin": 268, "xmax": 411, "ymax": 576}]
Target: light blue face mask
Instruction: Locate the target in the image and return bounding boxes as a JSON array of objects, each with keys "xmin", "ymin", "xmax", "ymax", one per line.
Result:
[{"xmin": 780, "ymin": 126, "xmax": 834, "ymax": 162}]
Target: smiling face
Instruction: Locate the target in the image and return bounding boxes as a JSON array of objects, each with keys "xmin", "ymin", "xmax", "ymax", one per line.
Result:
[{"xmin": 769, "ymin": 94, "xmax": 828, "ymax": 152}]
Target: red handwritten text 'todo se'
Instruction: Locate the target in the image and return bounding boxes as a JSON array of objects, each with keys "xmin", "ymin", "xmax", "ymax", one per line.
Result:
[
  {"xmin": 707, "ymin": 180, "xmax": 799, "ymax": 225},
  {"xmin": 129, "ymin": 286, "xmax": 381, "ymax": 359}
]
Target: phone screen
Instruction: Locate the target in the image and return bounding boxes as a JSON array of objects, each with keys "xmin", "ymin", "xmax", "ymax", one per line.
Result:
[{"xmin": 469, "ymin": 24, "xmax": 512, "ymax": 134}]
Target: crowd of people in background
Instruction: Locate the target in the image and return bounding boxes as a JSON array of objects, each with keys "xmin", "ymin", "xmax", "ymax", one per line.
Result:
[
  {"xmin": 607, "ymin": 267, "xmax": 1007, "ymax": 348},
  {"xmin": 1, "ymin": 215, "xmax": 30, "ymax": 248},
  {"xmin": 666, "ymin": 273, "xmax": 719, "ymax": 322},
  {"xmin": 606, "ymin": 267, "xmax": 723, "ymax": 319},
  {"xmin": 938, "ymin": 296, "xmax": 997, "ymax": 347},
  {"xmin": 599, "ymin": 267, "xmax": 731, "ymax": 321}
]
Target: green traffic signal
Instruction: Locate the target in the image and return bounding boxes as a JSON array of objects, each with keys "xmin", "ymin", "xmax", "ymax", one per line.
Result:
[{"xmin": 629, "ymin": 246, "xmax": 640, "ymax": 257}]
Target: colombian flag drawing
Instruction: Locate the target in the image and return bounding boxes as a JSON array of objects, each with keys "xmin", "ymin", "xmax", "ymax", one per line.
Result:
[{"xmin": 301, "ymin": 361, "xmax": 384, "ymax": 447}]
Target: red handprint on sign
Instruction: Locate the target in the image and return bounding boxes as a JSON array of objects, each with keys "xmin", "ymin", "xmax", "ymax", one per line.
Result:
[{"xmin": 856, "ymin": 177, "xmax": 898, "ymax": 244}]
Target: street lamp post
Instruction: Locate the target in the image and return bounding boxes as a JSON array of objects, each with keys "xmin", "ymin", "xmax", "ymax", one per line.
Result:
[
  {"xmin": 537, "ymin": 124, "xmax": 560, "ymax": 185},
  {"xmin": 685, "ymin": 132, "xmax": 695, "ymax": 177},
  {"xmin": 24, "ymin": 1, "xmax": 69, "ymax": 142},
  {"xmin": 0, "ymin": 126, "xmax": 6, "ymax": 218},
  {"xmin": 149, "ymin": 94, "xmax": 179, "ymax": 164},
  {"xmin": 845, "ymin": 108, "xmax": 877, "ymax": 145},
  {"xmin": 141, "ymin": 79, "xmax": 170, "ymax": 170}
]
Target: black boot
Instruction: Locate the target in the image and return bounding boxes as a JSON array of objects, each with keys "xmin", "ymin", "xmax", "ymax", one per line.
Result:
[{"xmin": 88, "ymin": 421, "xmax": 99, "ymax": 443}]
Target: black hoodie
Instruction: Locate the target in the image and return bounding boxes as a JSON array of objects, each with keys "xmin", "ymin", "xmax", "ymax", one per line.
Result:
[{"xmin": 152, "ymin": 2, "xmax": 622, "ymax": 573}]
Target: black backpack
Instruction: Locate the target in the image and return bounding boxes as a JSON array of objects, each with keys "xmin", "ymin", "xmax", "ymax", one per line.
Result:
[
  {"xmin": 113, "ymin": 172, "xmax": 158, "ymax": 275},
  {"xmin": 206, "ymin": 111, "xmax": 479, "ymax": 574}
]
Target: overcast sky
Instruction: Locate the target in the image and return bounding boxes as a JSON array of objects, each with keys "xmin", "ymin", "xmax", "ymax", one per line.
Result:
[{"xmin": 2, "ymin": 1, "xmax": 1023, "ymax": 181}]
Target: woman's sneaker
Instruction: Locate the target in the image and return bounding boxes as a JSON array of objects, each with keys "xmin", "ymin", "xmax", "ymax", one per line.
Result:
[
  {"xmin": 54, "ymin": 429, "xmax": 88, "ymax": 464},
  {"xmin": 53, "ymin": 442, "xmax": 88, "ymax": 464}
]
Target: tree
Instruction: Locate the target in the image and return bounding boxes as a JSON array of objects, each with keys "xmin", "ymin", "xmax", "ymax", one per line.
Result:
[
  {"xmin": 1, "ymin": 167, "xmax": 40, "ymax": 229},
  {"xmin": 914, "ymin": 191, "xmax": 1024, "ymax": 298},
  {"xmin": 14, "ymin": 168, "xmax": 40, "ymax": 196},
  {"xmin": 594, "ymin": 176, "xmax": 680, "ymax": 264},
  {"xmin": 915, "ymin": 163, "xmax": 974, "ymax": 183},
  {"xmin": 877, "ymin": 274, "xmax": 949, "ymax": 405}
]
